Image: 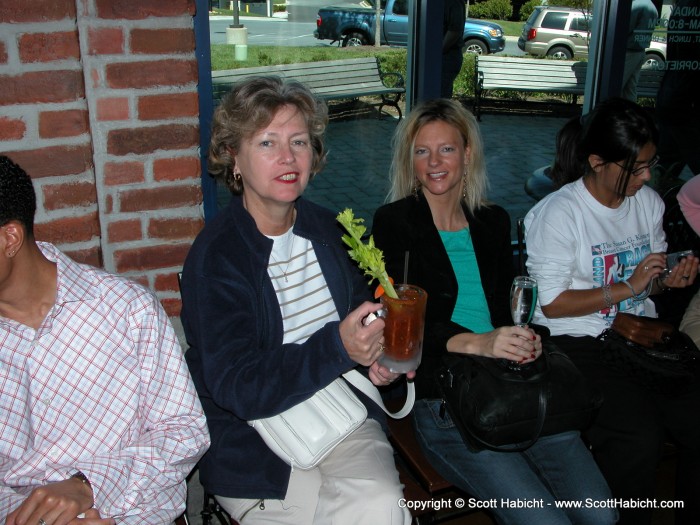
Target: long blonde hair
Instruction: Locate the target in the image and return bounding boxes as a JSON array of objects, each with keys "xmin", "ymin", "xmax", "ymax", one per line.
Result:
[{"xmin": 387, "ymin": 98, "xmax": 488, "ymax": 213}]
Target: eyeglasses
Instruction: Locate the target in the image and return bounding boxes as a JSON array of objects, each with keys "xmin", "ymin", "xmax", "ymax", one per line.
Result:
[{"xmin": 612, "ymin": 155, "xmax": 660, "ymax": 176}]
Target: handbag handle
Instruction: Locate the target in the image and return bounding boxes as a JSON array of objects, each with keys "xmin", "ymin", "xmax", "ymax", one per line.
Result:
[{"xmin": 343, "ymin": 370, "xmax": 415, "ymax": 419}]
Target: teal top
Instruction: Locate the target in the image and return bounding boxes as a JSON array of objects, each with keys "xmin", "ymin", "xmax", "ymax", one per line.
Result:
[{"xmin": 438, "ymin": 228, "xmax": 494, "ymax": 334}]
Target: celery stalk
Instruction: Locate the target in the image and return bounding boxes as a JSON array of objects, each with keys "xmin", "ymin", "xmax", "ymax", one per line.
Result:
[{"xmin": 337, "ymin": 208, "xmax": 398, "ymax": 299}]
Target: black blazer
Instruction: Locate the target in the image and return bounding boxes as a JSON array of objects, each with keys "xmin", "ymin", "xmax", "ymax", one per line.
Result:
[{"xmin": 372, "ymin": 193, "xmax": 514, "ymax": 399}]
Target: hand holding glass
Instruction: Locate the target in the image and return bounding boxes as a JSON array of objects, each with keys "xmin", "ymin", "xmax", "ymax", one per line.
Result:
[
  {"xmin": 502, "ymin": 276, "xmax": 537, "ymax": 370},
  {"xmin": 377, "ymin": 284, "xmax": 427, "ymax": 374},
  {"xmin": 511, "ymin": 276, "xmax": 538, "ymax": 327}
]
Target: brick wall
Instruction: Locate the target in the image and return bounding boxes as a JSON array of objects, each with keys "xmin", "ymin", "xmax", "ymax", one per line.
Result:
[{"xmin": 0, "ymin": 0, "xmax": 205, "ymax": 317}]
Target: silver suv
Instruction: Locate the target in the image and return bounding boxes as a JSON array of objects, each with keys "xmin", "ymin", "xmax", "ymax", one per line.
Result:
[{"xmin": 518, "ymin": 5, "xmax": 666, "ymax": 67}]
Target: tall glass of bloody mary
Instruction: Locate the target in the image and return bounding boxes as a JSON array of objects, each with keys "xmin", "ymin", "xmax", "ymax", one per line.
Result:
[{"xmin": 378, "ymin": 284, "xmax": 427, "ymax": 373}]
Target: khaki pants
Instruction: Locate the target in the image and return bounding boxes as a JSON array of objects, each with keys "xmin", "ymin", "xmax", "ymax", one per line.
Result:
[{"xmin": 217, "ymin": 419, "xmax": 411, "ymax": 525}]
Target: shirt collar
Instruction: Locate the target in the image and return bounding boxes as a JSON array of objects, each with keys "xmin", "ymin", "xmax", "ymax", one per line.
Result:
[{"xmin": 37, "ymin": 242, "xmax": 101, "ymax": 305}]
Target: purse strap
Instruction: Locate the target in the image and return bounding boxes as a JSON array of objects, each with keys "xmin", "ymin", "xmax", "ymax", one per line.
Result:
[{"xmin": 343, "ymin": 370, "xmax": 415, "ymax": 419}]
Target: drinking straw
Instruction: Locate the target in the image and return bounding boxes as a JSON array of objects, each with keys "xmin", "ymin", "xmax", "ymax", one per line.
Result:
[{"xmin": 403, "ymin": 251, "xmax": 409, "ymax": 284}]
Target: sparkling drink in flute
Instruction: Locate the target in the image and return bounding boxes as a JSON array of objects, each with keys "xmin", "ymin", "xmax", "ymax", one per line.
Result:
[{"xmin": 511, "ymin": 276, "xmax": 537, "ymax": 327}]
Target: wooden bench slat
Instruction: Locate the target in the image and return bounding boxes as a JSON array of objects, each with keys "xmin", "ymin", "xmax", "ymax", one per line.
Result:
[
  {"xmin": 474, "ymin": 55, "xmax": 662, "ymax": 119},
  {"xmin": 211, "ymin": 57, "xmax": 405, "ymax": 118}
]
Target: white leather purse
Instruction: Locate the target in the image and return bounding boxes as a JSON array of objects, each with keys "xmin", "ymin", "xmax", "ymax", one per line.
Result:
[{"xmin": 248, "ymin": 371, "xmax": 415, "ymax": 470}]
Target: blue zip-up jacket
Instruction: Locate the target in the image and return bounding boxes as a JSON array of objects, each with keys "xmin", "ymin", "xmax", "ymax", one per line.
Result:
[{"xmin": 181, "ymin": 194, "xmax": 383, "ymax": 499}]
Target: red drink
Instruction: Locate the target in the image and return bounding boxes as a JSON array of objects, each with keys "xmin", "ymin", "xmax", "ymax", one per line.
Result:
[{"xmin": 378, "ymin": 284, "xmax": 427, "ymax": 373}]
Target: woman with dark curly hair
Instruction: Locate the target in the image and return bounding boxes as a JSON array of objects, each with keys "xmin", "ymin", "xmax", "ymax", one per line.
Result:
[{"xmin": 180, "ymin": 76, "xmax": 411, "ymax": 525}]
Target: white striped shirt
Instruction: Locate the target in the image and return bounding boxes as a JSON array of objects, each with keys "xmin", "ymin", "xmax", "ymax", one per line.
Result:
[{"xmin": 267, "ymin": 229, "xmax": 340, "ymax": 344}]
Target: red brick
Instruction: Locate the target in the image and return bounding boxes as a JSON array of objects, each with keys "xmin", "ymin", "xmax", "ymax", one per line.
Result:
[
  {"xmin": 106, "ymin": 59, "xmax": 198, "ymax": 90},
  {"xmin": 19, "ymin": 31, "xmax": 80, "ymax": 63},
  {"xmin": 155, "ymin": 272, "xmax": 180, "ymax": 292},
  {"xmin": 131, "ymin": 28, "xmax": 195, "ymax": 55},
  {"xmin": 108, "ymin": 219, "xmax": 142, "ymax": 243},
  {"xmin": 120, "ymin": 185, "xmax": 201, "ymax": 212},
  {"xmin": 0, "ymin": 117, "xmax": 26, "ymax": 140},
  {"xmin": 0, "ymin": 0, "xmax": 76, "ymax": 23},
  {"xmin": 148, "ymin": 216, "xmax": 203, "ymax": 240},
  {"xmin": 0, "ymin": 70, "xmax": 84, "ymax": 106},
  {"xmin": 107, "ymin": 124, "xmax": 199, "ymax": 155},
  {"xmin": 34, "ymin": 213, "xmax": 100, "ymax": 244},
  {"xmin": 131, "ymin": 275, "xmax": 149, "ymax": 287},
  {"xmin": 0, "ymin": 42, "xmax": 7, "ymax": 64},
  {"xmin": 154, "ymin": 156, "xmax": 201, "ymax": 182},
  {"xmin": 161, "ymin": 297, "xmax": 182, "ymax": 317},
  {"xmin": 114, "ymin": 242, "xmax": 191, "ymax": 273},
  {"xmin": 96, "ymin": 0, "xmax": 194, "ymax": 20},
  {"xmin": 96, "ymin": 97, "xmax": 130, "ymax": 121},
  {"xmin": 42, "ymin": 181, "xmax": 97, "ymax": 211},
  {"xmin": 138, "ymin": 92, "xmax": 198, "ymax": 120},
  {"xmin": 39, "ymin": 109, "xmax": 89, "ymax": 138},
  {"xmin": 63, "ymin": 246, "xmax": 103, "ymax": 268},
  {"xmin": 6, "ymin": 145, "xmax": 93, "ymax": 179},
  {"xmin": 88, "ymin": 27, "xmax": 125, "ymax": 55},
  {"xmin": 104, "ymin": 161, "xmax": 145, "ymax": 186}
]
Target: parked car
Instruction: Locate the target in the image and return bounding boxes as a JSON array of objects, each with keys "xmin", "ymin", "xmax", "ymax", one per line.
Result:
[
  {"xmin": 518, "ymin": 5, "xmax": 666, "ymax": 68},
  {"xmin": 314, "ymin": 0, "xmax": 505, "ymax": 55}
]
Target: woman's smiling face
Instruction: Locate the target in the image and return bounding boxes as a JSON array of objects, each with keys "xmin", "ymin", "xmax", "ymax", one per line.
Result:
[
  {"xmin": 234, "ymin": 104, "xmax": 313, "ymax": 211},
  {"xmin": 413, "ymin": 120, "xmax": 469, "ymax": 201}
]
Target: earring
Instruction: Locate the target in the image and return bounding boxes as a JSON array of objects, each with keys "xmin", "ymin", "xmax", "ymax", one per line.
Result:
[
  {"xmin": 462, "ymin": 170, "xmax": 468, "ymax": 199},
  {"xmin": 233, "ymin": 171, "xmax": 242, "ymax": 182},
  {"xmin": 412, "ymin": 180, "xmax": 421, "ymax": 199},
  {"xmin": 6, "ymin": 250, "xmax": 15, "ymax": 258}
]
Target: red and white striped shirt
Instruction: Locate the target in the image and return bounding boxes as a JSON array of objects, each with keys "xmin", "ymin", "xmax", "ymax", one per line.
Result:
[{"xmin": 0, "ymin": 243, "xmax": 210, "ymax": 523}]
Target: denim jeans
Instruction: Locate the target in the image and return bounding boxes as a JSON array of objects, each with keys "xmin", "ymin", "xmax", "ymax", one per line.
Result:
[{"xmin": 413, "ymin": 399, "xmax": 617, "ymax": 525}]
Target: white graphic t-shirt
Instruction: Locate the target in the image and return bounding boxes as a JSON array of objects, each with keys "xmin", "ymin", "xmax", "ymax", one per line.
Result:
[{"xmin": 524, "ymin": 177, "xmax": 667, "ymax": 337}]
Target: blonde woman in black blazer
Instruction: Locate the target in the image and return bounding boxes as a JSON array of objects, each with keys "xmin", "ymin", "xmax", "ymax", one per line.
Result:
[{"xmin": 372, "ymin": 98, "xmax": 615, "ymax": 525}]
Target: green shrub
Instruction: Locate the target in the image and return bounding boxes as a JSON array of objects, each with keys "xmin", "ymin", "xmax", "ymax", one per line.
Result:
[
  {"xmin": 519, "ymin": 0, "xmax": 540, "ymax": 21},
  {"xmin": 453, "ymin": 54, "xmax": 477, "ymax": 98},
  {"xmin": 469, "ymin": 0, "xmax": 512, "ymax": 21}
]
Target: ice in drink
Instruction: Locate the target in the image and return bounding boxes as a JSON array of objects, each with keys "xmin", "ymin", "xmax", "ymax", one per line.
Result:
[{"xmin": 378, "ymin": 284, "xmax": 427, "ymax": 373}]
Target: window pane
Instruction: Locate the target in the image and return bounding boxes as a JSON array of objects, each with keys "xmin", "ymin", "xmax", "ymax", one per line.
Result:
[{"xmin": 541, "ymin": 12, "xmax": 569, "ymax": 31}]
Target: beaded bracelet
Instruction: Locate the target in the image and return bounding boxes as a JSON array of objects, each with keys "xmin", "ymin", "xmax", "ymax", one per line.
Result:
[
  {"xmin": 602, "ymin": 284, "xmax": 613, "ymax": 309},
  {"xmin": 622, "ymin": 279, "xmax": 652, "ymax": 301}
]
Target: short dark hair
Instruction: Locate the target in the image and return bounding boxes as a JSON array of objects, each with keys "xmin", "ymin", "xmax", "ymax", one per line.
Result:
[{"xmin": 0, "ymin": 155, "xmax": 36, "ymax": 236}]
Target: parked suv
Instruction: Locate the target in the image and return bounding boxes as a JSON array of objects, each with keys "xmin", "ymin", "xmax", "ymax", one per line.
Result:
[{"xmin": 518, "ymin": 5, "xmax": 666, "ymax": 67}]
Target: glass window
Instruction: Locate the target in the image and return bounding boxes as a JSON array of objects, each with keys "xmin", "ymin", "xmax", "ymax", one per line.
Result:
[
  {"xmin": 541, "ymin": 12, "xmax": 569, "ymax": 31},
  {"xmin": 570, "ymin": 15, "xmax": 590, "ymax": 32},
  {"xmin": 392, "ymin": 0, "xmax": 408, "ymax": 16}
]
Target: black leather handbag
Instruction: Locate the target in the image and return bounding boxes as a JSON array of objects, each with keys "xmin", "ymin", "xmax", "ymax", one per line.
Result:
[
  {"xmin": 598, "ymin": 313, "xmax": 700, "ymax": 396},
  {"xmin": 436, "ymin": 342, "xmax": 603, "ymax": 452}
]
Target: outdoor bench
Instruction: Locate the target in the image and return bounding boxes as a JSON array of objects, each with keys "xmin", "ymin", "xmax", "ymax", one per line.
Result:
[
  {"xmin": 473, "ymin": 55, "xmax": 665, "ymax": 120},
  {"xmin": 211, "ymin": 57, "xmax": 405, "ymax": 118}
]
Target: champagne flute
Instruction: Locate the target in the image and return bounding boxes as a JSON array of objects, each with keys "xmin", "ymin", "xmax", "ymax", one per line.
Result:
[
  {"xmin": 511, "ymin": 276, "xmax": 538, "ymax": 327},
  {"xmin": 504, "ymin": 276, "xmax": 538, "ymax": 370}
]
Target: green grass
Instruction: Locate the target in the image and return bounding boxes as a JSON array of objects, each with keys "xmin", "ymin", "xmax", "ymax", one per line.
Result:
[
  {"xmin": 211, "ymin": 44, "xmax": 481, "ymax": 97},
  {"xmin": 208, "ymin": 15, "xmax": 524, "ymax": 100},
  {"xmin": 485, "ymin": 19, "xmax": 523, "ymax": 37},
  {"xmin": 211, "ymin": 45, "xmax": 406, "ymax": 70}
]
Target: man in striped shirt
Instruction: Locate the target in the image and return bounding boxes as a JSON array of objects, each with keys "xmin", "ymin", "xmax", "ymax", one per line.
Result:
[{"xmin": 0, "ymin": 155, "xmax": 210, "ymax": 524}]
